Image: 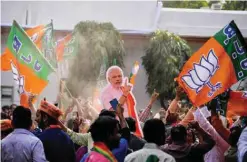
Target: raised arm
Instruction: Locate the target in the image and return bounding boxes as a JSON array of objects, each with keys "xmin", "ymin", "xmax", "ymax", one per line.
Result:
[
  {"xmin": 179, "ymin": 107, "xmax": 195, "ymax": 127},
  {"xmin": 209, "ymin": 99, "xmax": 231, "ymax": 143},
  {"xmin": 58, "ymin": 119, "xmax": 90, "ymax": 146},
  {"xmin": 167, "ymin": 87, "xmax": 183, "ymax": 113},
  {"xmin": 139, "ymin": 90, "xmax": 159, "ymax": 122},
  {"xmin": 193, "ymin": 107, "xmax": 229, "ymax": 153}
]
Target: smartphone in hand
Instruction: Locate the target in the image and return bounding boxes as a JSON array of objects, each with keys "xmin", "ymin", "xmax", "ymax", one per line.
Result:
[{"xmin": 110, "ymin": 98, "xmax": 118, "ymax": 111}]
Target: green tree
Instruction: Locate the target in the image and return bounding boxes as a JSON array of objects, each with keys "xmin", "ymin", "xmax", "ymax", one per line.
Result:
[
  {"xmin": 66, "ymin": 21, "xmax": 125, "ymax": 98},
  {"xmin": 163, "ymin": 0, "xmax": 209, "ymax": 9},
  {"xmin": 142, "ymin": 30, "xmax": 191, "ymax": 109},
  {"xmin": 222, "ymin": 1, "xmax": 247, "ymax": 11}
]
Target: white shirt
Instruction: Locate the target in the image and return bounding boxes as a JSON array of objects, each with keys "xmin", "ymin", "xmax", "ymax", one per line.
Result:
[
  {"xmin": 193, "ymin": 108, "xmax": 229, "ymax": 162},
  {"xmin": 124, "ymin": 143, "xmax": 175, "ymax": 162},
  {"xmin": 100, "ymin": 84, "xmax": 128, "ymax": 117}
]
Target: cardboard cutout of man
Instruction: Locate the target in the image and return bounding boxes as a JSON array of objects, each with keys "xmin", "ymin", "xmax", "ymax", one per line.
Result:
[{"xmin": 100, "ymin": 66, "xmax": 132, "ymax": 117}]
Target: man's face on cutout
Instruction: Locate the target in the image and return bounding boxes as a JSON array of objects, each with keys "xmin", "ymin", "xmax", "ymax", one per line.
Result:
[{"xmin": 108, "ymin": 69, "xmax": 123, "ymax": 89}]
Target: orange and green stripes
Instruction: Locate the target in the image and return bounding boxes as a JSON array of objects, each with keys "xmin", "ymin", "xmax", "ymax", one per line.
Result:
[
  {"xmin": 93, "ymin": 142, "xmax": 117, "ymax": 162},
  {"xmin": 7, "ymin": 20, "xmax": 54, "ymax": 81}
]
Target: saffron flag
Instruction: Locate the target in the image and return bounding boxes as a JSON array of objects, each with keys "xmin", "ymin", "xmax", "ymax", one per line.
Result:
[
  {"xmin": 5, "ymin": 20, "xmax": 54, "ymax": 107},
  {"xmin": 129, "ymin": 61, "xmax": 140, "ymax": 86},
  {"xmin": 177, "ymin": 20, "xmax": 247, "ymax": 107},
  {"xmin": 56, "ymin": 33, "xmax": 78, "ymax": 62},
  {"xmin": 214, "ymin": 90, "xmax": 247, "ymax": 119},
  {"xmin": 1, "ymin": 22, "xmax": 55, "ymax": 71},
  {"xmin": 127, "ymin": 61, "xmax": 143, "ymax": 137}
]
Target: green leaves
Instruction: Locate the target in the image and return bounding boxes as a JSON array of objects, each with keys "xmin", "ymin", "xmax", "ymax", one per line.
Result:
[
  {"xmin": 66, "ymin": 21, "xmax": 125, "ymax": 97},
  {"xmin": 142, "ymin": 30, "xmax": 191, "ymax": 100}
]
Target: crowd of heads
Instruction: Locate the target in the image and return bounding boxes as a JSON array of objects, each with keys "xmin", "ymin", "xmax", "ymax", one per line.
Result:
[{"xmin": 1, "ymin": 86, "xmax": 247, "ymax": 162}]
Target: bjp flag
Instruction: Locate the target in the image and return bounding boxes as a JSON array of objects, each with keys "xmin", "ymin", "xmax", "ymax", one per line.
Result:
[
  {"xmin": 215, "ymin": 90, "xmax": 247, "ymax": 119},
  {"xmin": 55, "ymin": 33, "xmax": 78, "ymax": 62},
  {"xmin": 177, "ymin": 20, "xmax": 247, "ymax": 107},
  {"xmin": 1, "ymin": 22, "xmax": 53, "ymax": 71},
  {"xmin": 4, "ymin": 20, "xmax": 54, "ymax": 107}
]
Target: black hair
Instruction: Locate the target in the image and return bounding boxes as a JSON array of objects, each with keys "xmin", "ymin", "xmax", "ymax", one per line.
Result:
[
  {"xmin": 40, "ymin": 111, "xmax": 58, "ymax": 125},
  {"xmin": 171, "ymin": 125, "xmax": 187, "ymax": 142},
  {"xmin": 125, "ymin": 117, "xmax": 136, "ymax": 132},
  {"xmin": 10, "ymin": 104, "xmax": 17, "ymax": 109},
  {"xmin": 1, "ymin": 112, "xmax": 10, "ymax": 120},
  {"xmin": 99, "ymin": 109, "xmax": 116, "ymax": 118},
  {"xmin": 143, "ymin": 119, "xmax": 166, "ymax": 146},
  {"xmin": 2, "ymin": 105, "xmax": 10, "ymax": 111},
  {"xmin": 89, "ymin": 116, "xmax": 118, "ymax": 142},
  {"xmin": 229, "ymin": 126, "xmax": 242, "ymax": 146},
  {"xmin": 12, "ymin": 106, "xmax": 32, "ymax": 129}
]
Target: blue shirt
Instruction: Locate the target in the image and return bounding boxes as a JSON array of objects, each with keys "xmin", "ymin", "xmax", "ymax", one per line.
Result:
[
  {"xmin": 37, "ymin": 128, "xmax": 76, "ymax": 162},
  {"xmin": 80, "ymin": 138, "xmax": 128, "ymax": 162},
  {"xmin": 1, "ymin": 129, "xmax": 47, "ymax": 162}
]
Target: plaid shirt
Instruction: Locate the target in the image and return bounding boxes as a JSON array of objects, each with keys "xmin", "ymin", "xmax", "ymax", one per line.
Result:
[{"xmin": 138, "ymin": 105, "xmax": 152, "ymax": 122}]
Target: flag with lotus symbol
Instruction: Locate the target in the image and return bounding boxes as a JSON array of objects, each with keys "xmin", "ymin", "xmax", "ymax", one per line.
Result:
[
  {"xmin": 1, "ymin": 23, "xmax": 53, "ymax": 71},
  {"xmin": 5, "ymin": 20, "xmax": 54, "ymax": 107},
  {"xmin": 177, "ymin": 20, "xmax": 247, "ymax": 107}
]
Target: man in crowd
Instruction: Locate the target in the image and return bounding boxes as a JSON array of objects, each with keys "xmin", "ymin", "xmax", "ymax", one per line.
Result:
[
  {"xmin": 225, "ymin": 126, "xmax": 242, "ymax": 162},
  {"xmin": 193, "ymin": 107, "xmax": 229, "ymax": 162},
  {"xmin": 125, "ymin": 117, "xmax": 146, "ymax": 151},
  {"xmin": 60, "ymin": 106, "xmax": 130, "ymax": 162},
  {"xmin": 162, "ymin": 121, "xmax": 215, "ymax": 162},
  {"xmin": 101, "ymin": 66, "xmax": 131, "ymax": 117},
  {"xmin": 84, "ymin": 116, "xmax": 121, "ymax": 162},
  {"xmin": 0, "ymin": 119, "xmax": 13, "ymax": 139},
  {"xmin": 124, "ymin": 119, "xmax": 175, "ymax": 162},
  {"xmin": 35, "ymin": 100, "xmax": 76, "ymax": 162},
  {"xmin": 1, "ymin": 105, "xmax": 11, "ymax": 119},
  {"xmin": 1, "ymin": 106, "xmax": 47, "ymax": 162}
]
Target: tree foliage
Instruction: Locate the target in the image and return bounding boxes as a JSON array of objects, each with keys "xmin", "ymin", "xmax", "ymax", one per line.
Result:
[
  {"xmin": 163, "ymin": 0, "xmax": 209, "ymax": 9},
  {"xmin": 66, "ymin": 21, "xmax": 125, "ymax": 98},
  {"xmin": 142, "ymin": 30, "xmax": 191, "ymax": 108},
  {"xmin": 163, "ymin": 0, "xmax": 247, "ymax": 11},
  {"xmin": 222, "ymin": 1, "xmax": 247, "ymax": 11}
]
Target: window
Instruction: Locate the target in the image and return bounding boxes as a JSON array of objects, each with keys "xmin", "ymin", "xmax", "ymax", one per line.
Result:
[{"xmin": 1, "ymin": 86, "xmax": 13, "ymax": 106}]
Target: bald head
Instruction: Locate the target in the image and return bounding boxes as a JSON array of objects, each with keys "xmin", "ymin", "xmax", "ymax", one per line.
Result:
[{"xmin": 106, "ymin": 66, "xmax": 123, "ymax": 89}]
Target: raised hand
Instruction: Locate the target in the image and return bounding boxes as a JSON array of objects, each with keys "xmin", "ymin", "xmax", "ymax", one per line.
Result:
[
  {"xmin": 175, "ymin": 86, "xmax": 184, "ymax": 100},
  {"xmin": 122, "ymin": 77, "xmax": 132, "ymax": 96},
  {"xmin": 188, "ymin": 121, "xmax": 200, "ymax": 130},
  {"xmin": 28, "ymin": 94, "xmax": 36, "ymax": 104},
  {"xmin": 150, "ymin": 89, "xmax": 159, "ymax": 104},
  {"xmin": 65, "ymin": 105, "xmax": 74, "ymax": 114},
  {"xmin": 116, "ymin": 104, "xmax": 124, "ymax": 117}
]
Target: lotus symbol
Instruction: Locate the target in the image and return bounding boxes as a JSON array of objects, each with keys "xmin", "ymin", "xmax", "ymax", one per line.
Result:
[{"xmin": 182, "ymin": 49, "xmax": 222, "ymax": 97}]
